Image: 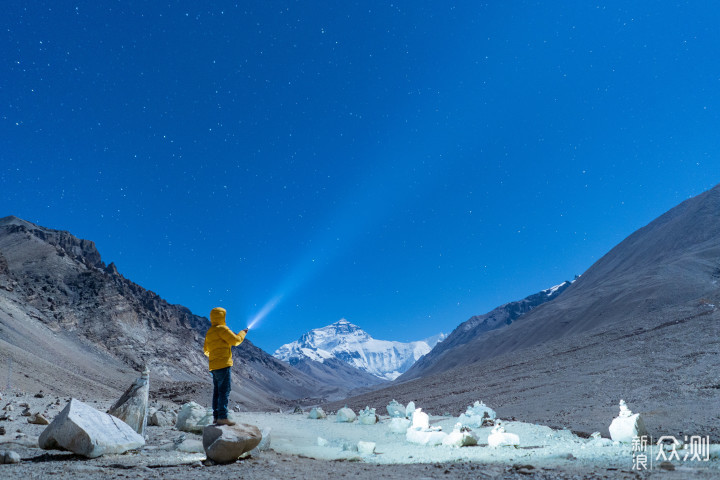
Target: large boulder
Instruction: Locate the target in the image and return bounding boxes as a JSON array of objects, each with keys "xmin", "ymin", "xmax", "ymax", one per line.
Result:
[
  {"xmin": 202, "ymin": 423, "xmax": 262, "ymax": 463},
  {"xmin": 107, "ymin": 367, "xmax": 150, "ymax": 436},
  {"xmin": 38, "ymin": 399, "xmax": 145, "ymax": 458},
  {"xmin": 175, "ymin": 401, "xmax": 212, "ymax": 433}
]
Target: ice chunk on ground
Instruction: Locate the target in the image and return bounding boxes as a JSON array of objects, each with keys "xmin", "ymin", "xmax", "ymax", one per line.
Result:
[
  {"xmin": 388, "ymin": 417, "xmax": 411, "ymax": 434},
  {"xmin": 457, "ymin": 400, "xmax": 496, "ymax": 428},
  {"xmin": 442, "ymin": 423, "xmax": 478, "ymax": 447},
  {"xmin": 336, "ymin": 407, "xmax": 356, "ymax": 423},
  {"xmin": 357, "ymin": 441, "xmax": 376, "ymax": 454},
  {"xmin": 308, "ymin": 407, "xmax": 326, "ymax": 419},
  {"xmin": 386, "ymin": 400, "xmax": 405, "ymax": 418},
  {"xmin": 358, "ymin": 406, "xmax": 378, "ymax": 425},
  {"xmin": 487, "ymin": 422, "xmax": 519, "ymax": 448},
  {"xmin": 608, "ymin": 400, "xmax": 647, "ymax": 443}
]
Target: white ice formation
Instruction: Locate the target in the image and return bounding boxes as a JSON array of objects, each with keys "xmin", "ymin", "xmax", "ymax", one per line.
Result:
[
  {"xmin": 308, "ymin": 407, "xmax": 327, "ymax": 420},
  {"xmin": 336, "ymin": 407, "xmax": 356, "ymax": 423},
  {"xmin": 487, "ymin": 421, "xmax": 520, "ymax": 448},
  {"xmin": 405, "ymin": 408, "xmax": 447, "ymax": 446},
  {"xmin": 358, "ymin": 406, "xmax": 379, "ymax": 425},
  {"xmin": 386, "ymin": 400, "xmax": 405, "ymax": 418},
  {"xmin": 457, "ymin": 400, "xmax": 496, "ymax": 428},
  {"xmin": 442, "ymin": 423, "xmax": 478, "ymax": 448},
  {"xmin": 608, "ymin": 399, "xmax": 647, "ymax": 443}
]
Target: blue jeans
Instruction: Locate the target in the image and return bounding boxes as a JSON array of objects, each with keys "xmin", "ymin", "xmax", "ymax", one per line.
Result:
[{"xmin": 211, "ymin": 366, "xmax": 231, "ymax": 421}]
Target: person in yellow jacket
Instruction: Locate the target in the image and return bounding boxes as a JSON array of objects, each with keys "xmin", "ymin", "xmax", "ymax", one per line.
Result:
[{"xmin": 203, "ymin": 307, "xmax": 248, "ymax": 426}]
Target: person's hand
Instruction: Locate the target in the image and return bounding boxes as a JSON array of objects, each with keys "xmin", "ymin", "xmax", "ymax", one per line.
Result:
[{"xmin": 242, "ymin": 328, "xmax": 249, "ymax": 333}]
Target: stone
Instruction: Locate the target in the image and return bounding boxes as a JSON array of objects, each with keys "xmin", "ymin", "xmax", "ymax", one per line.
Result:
[
  {"xmin": 357, "ymin": 441, "xmax": 376, "ymax": 454},
  {"xmin": 175, "ymin": 401, "xmax": 212, "ymax": 433},
  {"xmin": 0, "ymin": 426, "xmax": 5, "ymax": 435},
  {"xmin": 38, "ymin": 399, "xmax": 145, "ymax": 458},
  {"xmin": 20, "ymin": 408, "xmax": 31, "ymax": 417},
  {"xmin": 335, "ymin": 407, "xmax": 356, "ymax": 423},
  {"xmin": 2, "ymin": 450, "xmax": 21, "ymax": 464},
  {"xmin": 386, "ymin": 400, "xmax": 405, "ymax": 418},
  {"xmin": 442, "ymin": 423, "xmax": 478, "ymax": 447},
  {"xmin": 202, "ymin": 423, "xmax": 262, "ymax": 464},
  {"xmin": 176, "ymin": 439, "xmax": 204, "ymax": 453},
  {"xmin": 307, "ymin": 407, "xmax": 326, "ymax": 419},
  {"xmin": 387, "ymin": 417, "xmax": 411, "ymax": 434},
  {"xmin": 27, "ymin": 413, "xmax": 49, "ymax": 425},
  {"xmin": 358, "ymin": 406, "xmax": 378, "ymax": 425},
  {"xmin": 487, "ymin": 422, "xmax": 520, "ymax": 448},
  {"xmin": 107, "ymin": 367, "xmax": 150, "ymax": 436},
  {"xmin": 405, "ymin": 401, "xmax": 416, "ymax": 419},
  {"xmin": 608, "ymin": 400, "xmax": 647, "ymax": 443},
  {"xmin": 458, "ymin": 400, "xmax": 496, "ymax": 428},
  {"xmin": 149, "ymin": 410, "xmax": 176, "ymax": 427}
]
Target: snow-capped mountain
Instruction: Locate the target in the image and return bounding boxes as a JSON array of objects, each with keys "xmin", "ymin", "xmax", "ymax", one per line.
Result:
[{"xmin": 274, "ymin": 319, "xmax": 446, "ymax": 381}]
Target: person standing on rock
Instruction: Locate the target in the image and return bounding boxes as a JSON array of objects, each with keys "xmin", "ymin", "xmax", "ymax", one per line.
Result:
[{"xmin": 203, "ymin": 307, "xmax": 248, "ymax": 426}]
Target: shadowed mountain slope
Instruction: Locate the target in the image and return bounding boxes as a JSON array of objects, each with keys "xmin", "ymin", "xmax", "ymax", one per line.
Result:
[
  {"xmin": 0, "ymin": 216, "xmax": 330, "ymax": 408},
  {"xmin": 326, "ymin": 184, "xmax": 720, "ymax": 441}
]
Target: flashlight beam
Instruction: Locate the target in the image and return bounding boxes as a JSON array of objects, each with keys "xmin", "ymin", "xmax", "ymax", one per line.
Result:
[{"xmin": 247, "ymin": 294, "xmax": 283, "ymax": 330}]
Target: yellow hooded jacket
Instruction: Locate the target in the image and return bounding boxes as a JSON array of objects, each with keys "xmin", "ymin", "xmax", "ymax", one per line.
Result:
[{"xmin": 203, "ymin": 307, "xmax": 246, "ymax": 371}]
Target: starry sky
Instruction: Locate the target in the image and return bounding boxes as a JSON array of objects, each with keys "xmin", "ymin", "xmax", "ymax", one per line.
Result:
[{"xmin": 3, "ymin": 1, "xmax": 720, "ymax": 354}]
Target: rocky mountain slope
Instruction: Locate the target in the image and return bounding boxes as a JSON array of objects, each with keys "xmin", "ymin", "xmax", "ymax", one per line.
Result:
[
  {"xmin": 0, "ymin": 216, "xmax": 332, "ymax": 409},
  {"xmin": 274, "ymin": 319, "xmax": 445, "ymax": 381},
  {"xmin": 326, "ymin": 183, "xmax": 720, "ymax": 441},
  {"xmin": 401, "ymin": 281, "xmax": 572, "ymax": 381}
]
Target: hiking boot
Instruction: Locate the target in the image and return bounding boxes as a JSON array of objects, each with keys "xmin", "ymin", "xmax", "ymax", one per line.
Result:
[{"xmin": 217, "ymin": 418, "xmax": 236, "ymax": 426}]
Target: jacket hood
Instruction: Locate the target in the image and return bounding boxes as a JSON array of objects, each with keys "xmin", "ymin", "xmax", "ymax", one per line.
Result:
[{"xmin": 210, "ymin": 307, "xmax": 226, "ymax": 326}]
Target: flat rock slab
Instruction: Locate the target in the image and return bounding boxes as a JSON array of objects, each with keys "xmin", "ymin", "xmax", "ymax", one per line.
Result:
[
  {"xmin": 39, "ymin": 398, "xmax": 145, "ymax": 458},
  {"xmin": 202, "ymin": 423, "xmax": 262, "ymax": 463}
]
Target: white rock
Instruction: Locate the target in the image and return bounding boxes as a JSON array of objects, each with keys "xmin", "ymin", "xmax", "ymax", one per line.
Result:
[
  {"xmin": 357, "ymin": 441, "xmax": 376, "ymax": 455},
  {"xmin": 405, "ymin": 401, "xmax": 416, "ymax": 419},
  {"xmin": 336, "ymin": 407, "xmax": 356, "ymax": 423},
  {"xmin": 387, "ymin": 417, "xmax": 411, "ymax": 434},
  {"xmin": 358, "ymin": 406, "xmax": 378, "ymax": 425},
  {"xmin": 175, "ymin": 401, "xmax": 212, "ymax": 433},
  {"xmin": 38, "ymin": 399, "xmax": 145, "ymax": 458},
  {"xmin": 487, "ymin": 423, "xmax": 519, "ymax": 448},
  {"xmin": 2, "ymin": 450, "xmax": 21, "ymax": 464},
  {"xmin": 457, "ymin": 400, "xmax": 496, "ymax": 428},
  {"xmin": 107, "ymin": 367, "xmax": 150, "ymax": 436},
  {"xmin": 149, "ymin": 410, "xmax": 176, "ymax": 427},
  {"xmin": 608, "ymin": 400, "xmax": 647, "ymax": 443},
  {"xmin": 386, "ymin": 400, "xmax": 405, "ymax": 418},
  {"xmin": 442, "ymin": 423, "xmax": 478, "ymax": 447},
  {"xmin": 202, "ymin": 423, "xmax": 262, "ymax": 463},
  {"xmin": 307, "ymin": 407, "xmax": 326, "ymax": 420},
  {"xmin": 176, "ymin": 439, "xmax": 204, "ymax": 453}
]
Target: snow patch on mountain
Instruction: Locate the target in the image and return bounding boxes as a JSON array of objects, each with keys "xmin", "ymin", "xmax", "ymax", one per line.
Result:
[{"xmin": 274, "ymin": 319, "xmax": 446, "ymax": 381}]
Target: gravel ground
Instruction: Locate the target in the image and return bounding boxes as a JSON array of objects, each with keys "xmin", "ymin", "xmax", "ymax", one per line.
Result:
[{"xmin": 1, "ymin": 393, "xmax": 718, "ymax": 479}]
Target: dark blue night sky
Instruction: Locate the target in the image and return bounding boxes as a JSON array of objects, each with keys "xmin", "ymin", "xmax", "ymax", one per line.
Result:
[{"xmin": 3, "ymin": 1, "xmax": 719, "ymax": 353}]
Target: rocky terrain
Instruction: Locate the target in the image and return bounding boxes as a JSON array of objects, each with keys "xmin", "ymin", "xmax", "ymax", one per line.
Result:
[
  {"xmin": 0, "ymin": 216, "xmax": 334, "ymax": 409},
  {"xmin": 402, "ymin": 281, "xmax": 572, "ymax": 381}
]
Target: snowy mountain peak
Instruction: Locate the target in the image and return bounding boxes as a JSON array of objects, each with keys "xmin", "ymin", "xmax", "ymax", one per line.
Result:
[{"xmin": 274, "ymin": 319, "xmax": 445, "ymax": 381}]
